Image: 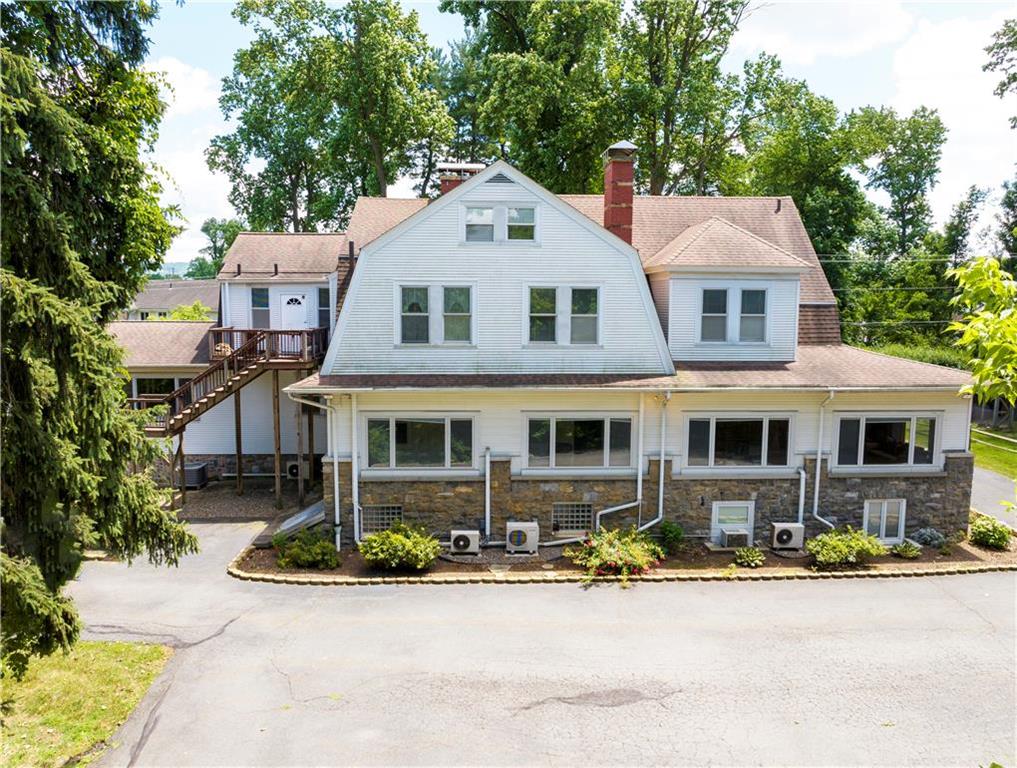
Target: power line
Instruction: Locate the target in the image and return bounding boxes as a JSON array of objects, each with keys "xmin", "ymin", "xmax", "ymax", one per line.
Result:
[
  {"xmin": 841, "ymin": 320, "xmax": 955, "ymax": 326},
  {"xmin": 831, "ymin": 286, "xmax": 956, "ymax": 292}
]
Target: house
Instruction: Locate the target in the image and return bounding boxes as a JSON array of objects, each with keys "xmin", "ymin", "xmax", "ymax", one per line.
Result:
[
  {"xmin": 122, "ymin": 278, "xmax": 221, "ymax": 320},
  {"xmin": 284, "ymin": 145, "xmax": 972, "ymax": 548},
  {"xmin": 118, "ymin": 143, "xmax": 973, "ymax": 548}
]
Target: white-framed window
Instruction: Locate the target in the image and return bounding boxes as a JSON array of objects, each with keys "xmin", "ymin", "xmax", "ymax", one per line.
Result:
[
  {"xmin": 442, "ymin": 286, "xmax": 472, "ymax": 343},
  {"xmin": 864, "ymin": 499, "xmax": 906, "ymax": 543},
  {"xmin": 700, "ymin": 288, "xmax": 728, "ymax": 342},
  {"xmin": 835, "ymin": 414, "xmax": 938, "ymax": 468},
  {"xmin": 739, "ymin": 289, "xmax": 766, "ymax": 342},
  {"xmin": 251, "ymin": 287, "xmax": 270, "ymax": 328},
  {"xmin": 366, "ymin": 415, "xmax": 475, "ymax": 469},
  {"xmin": 317, "ymin": 286, "xmax": 330, "ymax": 329},
  {"xmin": 465, "ymin": 207, "xmax": 494, "ymax": 242},
  {"xmin": 399, "ymin": 286, "xmax": 429, "ymax": 344},
  {"xmin": 711, "ymin": 501, "xmax": 755, "ymax": 544},
  {"xmin": 552, "ymin": 502, "xmax": 594, "ymax": 535},
  {"xmin": 570, "ymin": 288, "xmax": 599, "ymax": 344},
  {"xmin": 686, "ymin": 415, "xmax": 791, "ymax": 468},
  {"xmin": 507, "ymin": 207, "xmax": 536, "ymax": 240},
  {"xmin": 528, "ymin": 287, "xmax": 557, "ymax": 343},
  {"xmin": 526, "ymin": 415, "xmax": 633, "ymax": 469}
]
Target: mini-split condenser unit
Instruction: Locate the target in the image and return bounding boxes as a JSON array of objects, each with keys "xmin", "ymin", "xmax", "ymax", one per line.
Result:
[
  {"xmin": 286, "ymin": 461, "xmax": 310, "ymax": 479},
  {"xmin": 450, "ymin": 529, "xmax": 481, "ymax": 555},
  {"xmin": 506, "ymin": 521, "xmax": 539, "ymax": 554},
  {"xmin": 720, "ymin": 529, "xmax": 751, "ymax": 548},
  {"xmin": 770, "ymin": 522, "xmax": 805, "ymax": 549}
]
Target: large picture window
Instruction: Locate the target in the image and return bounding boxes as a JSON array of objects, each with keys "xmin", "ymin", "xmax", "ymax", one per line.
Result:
[
  {"xmin": 366, "ymin": 416, "xmax": 474, "ymax": 469},
  {"xmin": 686, "ymin": 416, "xmax": 790, "ymax": 468},
  {"xmin": 836, "ymin": 415, "xmax": 937, "ymax": 467},
  {"xmin": 526, "ymin": 416, "xmax": 633, "ymax": 469}
]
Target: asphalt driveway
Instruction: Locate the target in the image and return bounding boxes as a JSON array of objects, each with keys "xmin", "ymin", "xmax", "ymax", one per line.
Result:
[
  {"xmin": 70, "ymin": 523, "xmax": 1015, "ymax": 767},
  {"xmin": 973, "ymin": 466, "xmax": 1017, "ymax": 529}
]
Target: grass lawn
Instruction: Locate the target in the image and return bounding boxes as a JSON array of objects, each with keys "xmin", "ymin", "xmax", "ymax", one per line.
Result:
[
  {"xmin": 1, "ymin": 641, "xmax": 171, "ymax": 768},
  {"xmin": 971, "ymin": 424, "xmax": 1017, "ymax": 478}
]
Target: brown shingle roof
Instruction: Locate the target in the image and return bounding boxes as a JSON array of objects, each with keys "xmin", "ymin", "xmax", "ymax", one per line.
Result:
[
  {"xmin": 110, "ymin": 321, "xmax": 212, "ymax": 367},
  {"xmin": 219, "ymin": 232, "xmax": 346, "ymax": 280},
  {"xmin": 642, "ymin": 216, "xmax": 810, "ymax": 271},
  {"xmin": 131, "ymin": 279, "xmax": 220, "ymax": 312},
  {"xmin": 346, "ymin": 197, "xmax": 428, "ymax": 249},
  {"xmin": 290, "ymin": 346, "xmax": 968, "ymax": 392}
]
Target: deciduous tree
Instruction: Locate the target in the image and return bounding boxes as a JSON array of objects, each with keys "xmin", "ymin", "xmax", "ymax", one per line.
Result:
[{"xmin": 984, "ymin": 17, "xmax": 1017, "ymax": 129}]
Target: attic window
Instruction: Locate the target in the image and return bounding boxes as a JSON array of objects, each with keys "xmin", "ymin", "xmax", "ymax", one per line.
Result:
[
  {"xmin": 507, "ymin": 207, "xmax": 535, "ymax": 241},
  {"xmin": 465, "ymin": 207, "xmax": 494, "ymax": 242}
]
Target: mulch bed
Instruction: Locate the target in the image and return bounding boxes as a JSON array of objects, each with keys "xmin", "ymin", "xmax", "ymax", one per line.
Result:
[{"xmin": 236, "ymin": 537, "xmax": 1015, "ymax": 580}]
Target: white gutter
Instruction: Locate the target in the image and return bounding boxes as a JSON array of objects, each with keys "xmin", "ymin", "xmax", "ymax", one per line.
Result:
[
  {"xmin": 638, "ymin": 391, "xmax": 670, "ymax": 533},
  {"xmin": 812, "ymin": 389, "xmax": 837, "ymax": 529},
  {"xmin": 285, "ymin": 392, "xmax": 342, "ymax": 550},
  {"xmin": 350, "ymin": 392, "xmax": 361, "ymax": 543},
  {"xmin": 636, "ymin": 393, "xmax": 644, "ymax": 521},
  {"xmin": 797, "ymin": 467, "xmax": 807, "ymax": 525},
  {"xmin": 484, "ymin": 447, "xmax": 492, "ymax": 538}
]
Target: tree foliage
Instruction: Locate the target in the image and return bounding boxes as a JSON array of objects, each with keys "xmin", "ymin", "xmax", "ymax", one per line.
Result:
[
  {"xmin": 150, "ymin": 301, "xmax": 216, "ymax": 321},
  {"xmin": 997, "ymin": 173, "xmax": 1017, "ymax": 271},
  {"xmin": 1, "ymin": 1, "xmax": 198, "ymax": 677},
  {"xmin": 984, "ymin": 17, "xmax": 1017, "ymax": 129},
  {"xmin": 186, "ymin": 217, "xmax": 244, "ymax": 278}
]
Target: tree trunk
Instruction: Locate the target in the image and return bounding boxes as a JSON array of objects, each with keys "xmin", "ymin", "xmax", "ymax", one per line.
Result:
[{"xmin": 369, "ymin": 137, "xmax": 387, "ymax": 197}]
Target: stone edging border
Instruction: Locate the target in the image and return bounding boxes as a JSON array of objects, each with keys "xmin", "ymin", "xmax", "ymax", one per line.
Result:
[{"xmin": 226, "ymin": 548, "xmax": 1017, "ymax": 586}]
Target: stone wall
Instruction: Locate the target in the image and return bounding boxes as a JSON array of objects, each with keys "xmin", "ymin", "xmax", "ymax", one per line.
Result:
[
  {"xmin": 321, "ymin": 451, "xmax": 974, "ymax": 544},
  {"xmin": 155, "ymin": 453, "xmax": 319, "ymax": 485}
]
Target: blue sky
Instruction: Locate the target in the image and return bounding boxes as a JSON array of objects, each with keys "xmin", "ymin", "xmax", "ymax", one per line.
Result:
[{"xmin": 145, "ymin": 1, "xmax": 1015, "ymax": 265}]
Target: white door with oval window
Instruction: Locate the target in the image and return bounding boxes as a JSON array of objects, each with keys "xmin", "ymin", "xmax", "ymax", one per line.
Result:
[{"xmin": 280, "ymin": 293, "xmax": 308, "ymax": 329}]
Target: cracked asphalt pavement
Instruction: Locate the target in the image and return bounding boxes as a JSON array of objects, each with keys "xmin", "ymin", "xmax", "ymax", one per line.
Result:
[{"xmin": 69, "ymin": 523, "xmax": 1016, "ymax": 767}]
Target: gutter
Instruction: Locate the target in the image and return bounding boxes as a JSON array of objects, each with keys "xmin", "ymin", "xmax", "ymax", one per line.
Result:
[
  {"xmin": 286, "ymin": 392, "xmax": 342, "ymax": 550},
  {"xmin": 286, "ymin": 384, "xmax": 966, "ymax": 395},
  {"xmin": 812, "ymin": 389, "xmax": 837, "ymax": 529}
]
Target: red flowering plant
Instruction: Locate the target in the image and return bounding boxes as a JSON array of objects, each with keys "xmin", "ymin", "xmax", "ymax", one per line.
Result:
[{"xmin": 564, "ymin": 527, "xmax": 665, "ymax": 586}]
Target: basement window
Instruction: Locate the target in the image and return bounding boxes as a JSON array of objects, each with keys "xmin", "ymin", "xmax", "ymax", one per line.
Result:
[
  {"xmin": 361, "ymin": 505, "xmax": 403, "ymax": 536},
  {"xmin": 552, "ymin": 502, "xmax": 593, "ymax": 535}
]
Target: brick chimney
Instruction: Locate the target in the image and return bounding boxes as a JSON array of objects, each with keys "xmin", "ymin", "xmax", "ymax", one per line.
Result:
[
  {"xmin": 437, "ymin": 162, "xmax": 486, "ymax": 195},
  {"xmin": 603, "ymin": 140, "xmax": 637, "ymax": 244}
]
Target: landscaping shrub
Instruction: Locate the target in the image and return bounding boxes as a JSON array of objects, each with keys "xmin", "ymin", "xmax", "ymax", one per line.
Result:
[
  {"xmin": 274, "ymin": 529, "xmax": 339, "ymax": 570},
  {"xmin": 891, "ymin": 541, "xmax": 922, "ymax": 560},
  {"xmin": 733, "ymin": 546, "xmax": 765, "ymax": 568},
  {"xmin": 564, "ymin": 528, "xmax": 665, "ymax": 584},
  {"xmin": 659, "ymin": 521, "xmax": 685, "ymax": 555},
  {"xmin": 911, "ymin": 527, "xmax": 946, "ymax": 548},
  {"xmin": 969, "ymin": 515, "xmax": 1013, "ymax": 551},
  {"xmin": 805, "ymin": 527, "xmax": 888, "ymax": 569},
  {"xmin": 358, "ymin": 522, "xmax": 441, "ymax": 571}
]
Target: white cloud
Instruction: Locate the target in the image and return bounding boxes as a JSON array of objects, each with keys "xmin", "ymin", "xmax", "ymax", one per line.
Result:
[
  {"xmin": 888, "ymin": 10, "xmax": 1014, "ymax": 237},
  {"xmin": 732, "ymin": 1, "xmax": 914, "ymax": 66},
  {"xmin": 145, "ymin": 56, "xmax": 220, "ymax": 118}
]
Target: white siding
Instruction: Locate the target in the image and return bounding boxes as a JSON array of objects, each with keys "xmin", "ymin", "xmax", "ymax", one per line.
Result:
[
  {"xmin": 668, "ymin": 275, "xmax": 799, "ymax": 361},
  {"xmin": 326, "ymin": 389, "xmax": 970, "ymax": 475},
  {"xmin": 325, "ymin": 175, "xmax": 670, "ymax": 374},
  {"xmin": 225, "ymin": 282, "xmax": 329, "ymax": 329},
  {"xmin": 648, "ymin": 274, "xmax": 669, "ymax": 341}
]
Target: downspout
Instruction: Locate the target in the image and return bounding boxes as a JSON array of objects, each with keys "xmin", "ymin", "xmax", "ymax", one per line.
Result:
[
  {"xmin": 284, "ymin": 392, "xmax": 341, "ymax": 550},
  {"xmin": 484, "ymin": 447, "xmax": 491, "ymax": 538},
  {"xmin": 797, "ymin": 468, "xmax": 807, "ymax": 525},
  {"xmin": 350, "ymin": 392, "xmax": 361, "ymax": 543},
  {"xmin": 812, "ymin": 389, "xmax": 836, "ymax": 529},
  {"xmin": 637, "ymin": 390, "xmax": 670, "ymax": 533},
  {"xmin": 636, "ymin": 392, "xmax": 644, "ymax": 524}
]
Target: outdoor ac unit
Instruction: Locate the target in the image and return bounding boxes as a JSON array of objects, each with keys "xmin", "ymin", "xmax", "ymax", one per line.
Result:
[
  {"xmin": 721, "ymin": 529, "xmax": 751, "ymax": 548},
  {"xmin": 286, "ymin": 461, "xmax": 311, "ymax": 479},
  {"xmin": 506, "ymin": 521, "xmax": 539, "ymax": 555},
  {"xmin": 771, "ymin": 522, "xmax": 805, "ymax": 550},
  {"xmin": 450, "ymin": 529, "xmax": 481, "ymax": 555},
  {"xmin": 183, "ymin": 461, "xmax": 208, "ymax": 490}
]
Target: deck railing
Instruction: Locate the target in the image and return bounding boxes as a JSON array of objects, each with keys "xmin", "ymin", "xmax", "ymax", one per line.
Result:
[{"xmin": 209, "ymin": 327, "xmax": 328, "ymax": 362}]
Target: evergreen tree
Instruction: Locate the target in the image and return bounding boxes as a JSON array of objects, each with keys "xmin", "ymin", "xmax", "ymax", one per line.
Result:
[{"xmin": 1, "ymin": 1, "xmax": 197, "ymax": 677}]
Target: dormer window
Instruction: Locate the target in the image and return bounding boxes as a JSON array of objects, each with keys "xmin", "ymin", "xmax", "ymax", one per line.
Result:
[
  {"xmin": 507, "ymin": 207, "xmax": 535, "ymax": 240},
  {"xmin": 739, "ymin": 289, "xmax": 766, "ymax": 342},
  {"xmin": 465, "ymin": 207, "xmax": 494, "ymax": 242},
  {"xmin": 698, "ymin": 287, "xmax": 768, "ymax": 344},
  {"xmin": 700, "ymin": 289, "xmax": 728, "ymax": 342}
]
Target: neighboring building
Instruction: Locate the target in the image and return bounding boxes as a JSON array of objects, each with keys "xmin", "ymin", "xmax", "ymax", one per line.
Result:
[
  {"xmin": 123, "ymin": 279, "xmax": 221, "ymax": 321},
  {"xmin": 286, "ymin": 148, "xmax": 972, "ymax": 547}
]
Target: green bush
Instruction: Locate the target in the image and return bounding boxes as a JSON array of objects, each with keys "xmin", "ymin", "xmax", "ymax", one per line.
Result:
[
  {"xmin": 733, "ymin": 546, "xmax": 766, "ymax": 568},
  {"xmin": 805, "ymin": 527, "xmax": 889, "ymax": 569},
  {"xmin": 911, "ymin": 527, "xmax": 946, "ymax": 548},
  {"xmin": 863, "ymin": 344, "xmax": 969, "ymax": 370},
  {"xmin": 659, "ymin": 521, "xmax": 685, "ymax": 555},
  {"xmin": 969, "ymin": 515, "xmax": 1013, "ymax": 551},
  {"xmin": 564, "ymin": 528, "xmax": 665, "ymax": 585},
  {"xmin": 274, "ymin": 529, "xmax": 339, "ymax": 570},
  {"xmin": 358, "ymin": 522, "xmax": 441, "ymax": 571},
  {"xmin": 891, "ymin": 541, "xmax": 922, "ymax": 560}
]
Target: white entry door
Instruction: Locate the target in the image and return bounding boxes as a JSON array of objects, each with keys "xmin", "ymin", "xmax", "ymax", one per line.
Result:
[{"xmin": 280, "ymin": 293, "xmax": 308, "ymax": 329}]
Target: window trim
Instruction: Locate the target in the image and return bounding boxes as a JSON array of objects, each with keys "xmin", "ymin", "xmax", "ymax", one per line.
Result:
[
  {"xmin": 464, "ymin": 205, "xmax": 495, "ymax": 243},
  {"xmin": 695, "ymin": 285, "xmax": 771, "ymax": 346},
  {"xmin": 527, "ymin": 286, "xmax": 558, "ymax": 345},
  {"xmin": 521, "ymin": 412, "xmax": 637, "ymax": 472},
  {"xmin": 507, "ymin": 206, "xmax": 537, "ymax": 242},
  {"xmin": 250, "ymin": 286, "xmax": 270, "ymax": 328},
  {"xmin": 738, "ymin": 288, "xmax": 768, "ymax": 343},
  {"xmin": 711, "ymin": 500, "xmax": 756, "ymax": 544},
  {"xmin": 393, "ymin": 283, "xmax": 477, "ymax": 347},
  {"xmin": 863, "ymin": 499, "xmax": 907, "ymax": 544},
  {"xmin": 832, "ymin": 412, "xmax": 942, "ymax": 471},
  {"xmin": 682, "ymin": 413, "xmax": 794, "ymax": 471},
  {"xmin": 316, "ymin": 286, "xmax": 330, "ymax": 330},
  {"xmin": 361, "ymin": 413, "xmax": 478, "ymax": 473},
  {"xmin": 459, "ymin": 203, "xmax": 540, "ymax": 245},
  {"xmin": 699, "ymin": 288, "xmax": 728, "ymax": 343},
  {"xmin": 523, "ymin": 284, "xmax": 603, "ymax": 348}
]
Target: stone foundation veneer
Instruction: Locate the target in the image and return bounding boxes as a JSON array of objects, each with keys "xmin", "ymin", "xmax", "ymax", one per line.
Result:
[
  {"xmin": 155, "ymin": 453, "xmax": 320, "ymax": 484},
  {"xmin": 321, "ymin": 453, "xmax": 974, "ymax": 545}
]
